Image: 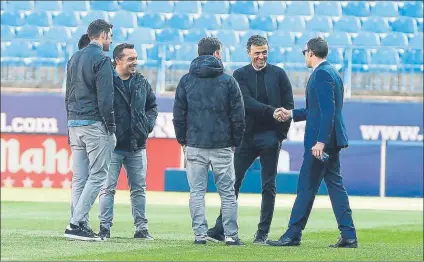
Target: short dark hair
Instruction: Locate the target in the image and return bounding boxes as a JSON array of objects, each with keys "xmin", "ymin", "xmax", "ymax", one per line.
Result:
[
  {"xmin": 78, "ymin": 34, "xmax": 90, "ymax": 50},
  {"xmin": 112, "ymin": 43, "xmax": 135, "ymax": 66},
  {"xmin": 307, "ymin": 37, "xmax": 328, "ymax": 59},
  {"xmin": 87, "ymin": 19, "xmax": 113, "ymax": 39},
  {"xmin": 246, "ymin": 35, "xmax": 268, "ymax": 51},
  {"xmin": 197, "ymin": 37, "xmax": 222, "ymax": 56}
]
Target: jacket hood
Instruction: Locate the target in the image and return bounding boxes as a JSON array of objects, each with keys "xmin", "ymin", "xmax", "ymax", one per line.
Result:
[{"xmin": 189, "ymin": 55, "xmax": 224, "ymax": 78}]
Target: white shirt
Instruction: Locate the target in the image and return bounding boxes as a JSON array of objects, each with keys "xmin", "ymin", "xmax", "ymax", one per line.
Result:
[{"xmin": 252, "ymin": 63, "xmax": 267, "ymax": 71}]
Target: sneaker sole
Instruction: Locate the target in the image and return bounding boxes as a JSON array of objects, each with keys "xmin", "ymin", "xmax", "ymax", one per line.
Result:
[{"xmin": 64, "ymin": 233, "xmax": 103, "ymax": 242}]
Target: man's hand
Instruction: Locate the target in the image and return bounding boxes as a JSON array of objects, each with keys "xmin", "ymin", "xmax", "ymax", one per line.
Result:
[
  {"xmin": 312, "ymin": 142, "xmax": 325, "ymax": 160},
  {"xmin": 274, "ymin": 108, "xmax": 291, "ymax": 122}
]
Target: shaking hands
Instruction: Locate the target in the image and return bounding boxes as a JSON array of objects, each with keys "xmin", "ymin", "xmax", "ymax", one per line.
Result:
[{"xmin": 273, "ymin": 108, "xmax": 291, "ymax": 122}]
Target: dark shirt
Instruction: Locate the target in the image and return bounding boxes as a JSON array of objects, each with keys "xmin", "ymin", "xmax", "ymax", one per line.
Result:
[
  {"xmin": 123, "ymin": 75, "xmax": 133, "ymax": 97},
  {"xmin": 253, "ymin": 66, "xmax": 274, "ymax": 133}
]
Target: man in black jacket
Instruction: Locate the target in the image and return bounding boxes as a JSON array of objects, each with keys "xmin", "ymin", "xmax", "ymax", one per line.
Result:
[
  {"xmin": 64, "ymin": 19, "xmax": 116, "ymax": 241},
  {"xmin": 98, "ymin": 43, "xmax": 158, "ymax": 240},
  {"xmin": 208, "ymin": 35, "xmax": 294, "ymax": 245},
  {"xmin": 173, "ymin": 37, "xmax": 245, "ymax": 246}
]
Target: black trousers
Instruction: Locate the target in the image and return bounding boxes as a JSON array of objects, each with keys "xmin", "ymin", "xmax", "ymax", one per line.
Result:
[{"xmin": 213, "ymin": 130, "xmax": 281, "ymax": 235}]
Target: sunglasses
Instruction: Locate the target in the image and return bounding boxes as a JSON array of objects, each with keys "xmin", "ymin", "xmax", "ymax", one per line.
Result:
[{"xmin": 302, "ymin": 49, "xmax": 309, "ymax": 56}]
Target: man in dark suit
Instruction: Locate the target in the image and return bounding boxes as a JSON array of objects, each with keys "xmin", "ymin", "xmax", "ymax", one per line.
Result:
[{"xmin": 267, "ymin": 37, "xmax": 357, "ymax": 248}]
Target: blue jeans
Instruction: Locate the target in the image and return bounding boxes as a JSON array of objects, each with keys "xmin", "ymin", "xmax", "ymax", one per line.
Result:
[{"xmin": 99, "ymin": 149, "xmax": 148, "ymax": 231}]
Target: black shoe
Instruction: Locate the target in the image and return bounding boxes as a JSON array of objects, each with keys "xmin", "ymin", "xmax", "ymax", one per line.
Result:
[
  {"xmin": 134, "ymin": 229, "xmax": 154, "ymax": 240},
  {"xmin": 194, "ymin": 239, "xmax": 207, "ymax": 245},
  {"xmin": 64, "ymin": 223, "xmax": 101, "ymax": 241},
  {"xmin": 206, "ymin": 228, "xmax": 225, "ymax": 242},
  {"xmin": 253, "ymin": 230, "xmax": 268, "ymax": 245},
  {"xmin": 98, "ymin": 226, "xmax": 110, "ymax": 240},
  {"xmin": 267, "ymin": 236, "xmax": 301, "ymax": 246},
  {"xmin": 329, "ymin": 236, "xmax": 358, "ymax": 248},
  {"xmin": 225, "ymin": 236, "xmax": 245, "ymax": 246}
]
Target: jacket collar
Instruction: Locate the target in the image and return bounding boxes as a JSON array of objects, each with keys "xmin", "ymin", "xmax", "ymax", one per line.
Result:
[
  {"xmin": 89, "ymin": 41, "xmax": 103, "ymax": 50},
  {"xmin": 313, "ymin": 60, "xmax": 329, "ymax": 72}
]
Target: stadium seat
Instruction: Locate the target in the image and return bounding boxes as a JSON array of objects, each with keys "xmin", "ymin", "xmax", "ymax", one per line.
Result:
[
  {"xmin": 109, "ymin": 11, "xmax": 137, "ymax": 28},
  {"xmin": 306, "ymin": 16, "xmax": 333, "ymax": 32},
  {"xmin": 268, "ymin": 31, "xmax": 295, "ymax": 47},
  {"xmin": 350, "ymin": 48, "xmax": 371, "ymax": 65},
  {"xmin": 167, "ymin": 13, "xmax": 193, "ymax": 30},
  {"xmin": 277, "ymin": 16, "xmax": 306, "ymax": 32},
  {"xmin": 80, "ymin": 11, "xmax": 109, "ymax": 25},
  {"xmin": 250, "ymin": 16, "xmax": 277, "ymax": 32},
  {"xmin": 118, "ymin": 1, "xmax": 146, "ymax": 12},
  {"xmin": 371, "ymin": 1, "xmax": 399, "ymax": 17},
  {"xmin": 267, "ymin": 47, "xmax": 285, "ymax": 64},
  {"xmin": 216, "ymin": 30, "xmax": 239, "ymax": 47},
  {"xmin": 183, "ymin": 29, "xmax": 207, "ymax": 43},
  {"xmin": 127, "ymin": 27, "xmax": 156, "ymax": 44},
  {"xmin": 62, "ymin": 1, "xmax": 88, "ymax": 12},
  {"xmin": 173, "ymin": 1, "xmax": 201, "ymax": 14},
  {"xmin": 192, "ymin": 14, "xmax": 221, "ymax": 30},
  {"xmin": 381, "ymin": 32, "xmax": 408, "ymax": 48},
  {"xmin": 401, "ymin": 49, "xmax": 423, "ymax": 65},
  {"xmin": 7, "ymin": 1, "xmax": 34, "ymax": 12},
  {"xmin": 326, "ymin": 32, "xmax": 352, "ymax": 46},
  {"xmin": 314, "ymin": 2, "xmax": 342, "ymax": 17},
  {"xmin": 145, "ymin": 45, "xmax": 159, "ymax": 60},
  {"xmin": 286, "ymin": 1, "xmax": 314, "ymax": 16},
  {"xmin": 34, "ymin": 1, "xmax": 61, "ymax": 12},
  {"xmin": 342, "ymin": 1, "xmax": 370, "ymax": 17},
  {"xmin": 34, "ymin": 41, "xmax": 64, "ymax": 58},
  {"xmin": 399, "ymin": 1, "xmax": 423, "ymax": 18},
  {"xmin": 145, "ymin": 1, "xmax": 174, "ymax": 13},
  {"xmin": 239, "ymin": 30, "xmax": 267, "ymax": 45},
  {"xmin": 26, "ymin": 11, "xmax": 52, "ymax": 27},
  {"xmin": 391, "ymin": 17, "xmax": 417, "ymax": 34},
  {"xmin": 362, "ymin": 17, "xmax": 391, "ymax": 33},
  {"xmin": 52, "ymin": 12, "xmax": 80, "ymax": 27},
  {"xmin": 222, "ymin": 14, "xmax": 249, "ymax": 31},
  {"xmin": 257, "ymin": 1, "xmax": 286, "ymax": 16},
  {"xmin": 230, "ymin": 1, "xmax": 258, "ymax": 15},
  {"xmin": 15, "ymin": 25, "xmax": 43, "ymax": 40},
  {"xmin": 285, "ymin": 47, "xmax": 305, "ymax": 63},
  {"xmin": 1, "ymin": 25, "xmax": 15, "ymax": 41},
  {"xmin": 4, "ymin": 40, "xmax": 34, "ymax": 57},
  {"xmin": 201, "ymin": 1, "xmax": 229, "ymax": 14},
  {"xmin": 418, "ymin": 20, "xmax": 423, "ymax": 32},
  {"xmin": 371, "ymin": 47, "xmax": 399, "ymax": 65},
  {"xmin": 229, "ymin": 46, "xmax": 250, "ymax": 62},
  {"xmin": 43, "ymin": 27, "xmax": 71, "ymax": 42},
  {"xmin": 1, "ymin": 12, "xmax": 26, "ymax": 26},
  {"xmin": 89, "ymin": 1, "xmax": 120, "ymax": 12},
  {"xmin": 156, "ymin": 28, "xmax": 182, "ymax": 43},
  {"xmin": 333, "ymin": 16, "xmax": 361, "ymax": 33},
  {"xmin": 296, "ymin": 32, "xmax": 324, "ymax": 47},
  {"xmin": 138, "ymin": 13, "xmax": 166, "ymax": 29},
  {"xmin": 173, "ymin": 44, "xmax": 197, "ymax": 61},
  {"xmin": 327, "ymin": 48, "xmax": 344, "ymax": 64},
  {"xmin": 112, "ymin": 27, "xmax": 127, "ymax": 42},
  {"xmin": 72, "ymin": 26, "xmax": 87, "ymax": 39},
  {"xmin": 352, "ymin": 32, "xmax": 380, "ymax": 47},
  {"xmin": 409, "ymin": 33, "xmax": 423, "ymax": 49}
]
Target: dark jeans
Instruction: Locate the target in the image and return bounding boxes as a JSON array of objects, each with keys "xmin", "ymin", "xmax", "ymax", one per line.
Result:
[{"xmin": 213, "ymin": 130, "xmax": 281, "ymax": 235}]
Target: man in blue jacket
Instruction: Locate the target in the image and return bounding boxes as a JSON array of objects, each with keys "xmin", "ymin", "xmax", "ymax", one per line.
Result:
[{"xmin": 267, "ymin": 37, "xmax": 357, "ymax": 248}]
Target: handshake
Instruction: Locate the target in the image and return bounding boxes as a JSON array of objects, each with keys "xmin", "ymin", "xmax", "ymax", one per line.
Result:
[{"xmin": 273, "ymin": 108, "xmax": 291, "ymax": 122}]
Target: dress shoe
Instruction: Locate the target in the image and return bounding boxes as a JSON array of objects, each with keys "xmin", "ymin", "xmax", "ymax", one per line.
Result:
[
  {"xmin": 329, "ymin": 236, "xmax": 358, "ymax": 248},
  {"xmin": 266, "ymin": 236, "xmax": 301, "ymax": 246}
]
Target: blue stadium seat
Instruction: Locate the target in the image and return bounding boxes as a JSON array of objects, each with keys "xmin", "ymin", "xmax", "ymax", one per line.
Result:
[
  {"xmin": 391, "ymin": 17, "xmax": 417, "ymax": 34},
  {"xmin": 118, "ymin": 1, "xmax": 146, "ymax": 12},
  {"xmin": 167, "ymin": 13, "xmax": 193, "ymax": 30},
  {"xmin": 381, "ymin": 32, "xmax": 408, "ymax": 48},
  {"xmin": 43, "ymin": 27, "xmax": 71, "ymax": 42},
  {"xmin": 327, "ymin": 48, "xmax": 344, "ymax": 64},
  {"xmin": 401, "ymin": 49, "xmax": 423, "ymax": 65},
  {"xmin": 362, "ymin": 17, "xmax": 391, "ymax": 33},
  {"xmin": 314, "ymin": 2, "xmax": 342, "ymax": 17},
  {"xmin": 112, "ymin": 27, "xmax": 127, "ymax": 42},
  {"xmin": 109, "ymin": 11, "xmax": 137, "ymax": 28},
  {"xmin": 250, "ymin": 16, "xmax": 277, "ymax": 32},
  {"xmin": 34, "ymin": 41, "xmax": 64, "ymax": 58},
  {"xmin": 268, "ymin": 31, "xmax": 295, "ymax": 47},
  {"xmin": 201, "ymin": 1, "xmax": 229, "ymax": 14},
  {"xmin": 296, "ymin": 32, "xmax": 324, "ymax": 47},
  {"xmin": 52, "ymin": 12, "xmax": 80, "ymax": 27},
  {"xmin": 277, "ymin": 16, "xmax": 306, "ymax": 32},
  {"xmin": 286, "ymin": 1, "xmax": 314, "ymax": 16},
  {"xmin": 173, "ymin": 44, "xmax": 197, "ymax": 61},
  {"xmin": 156, "ymin": 28, "xmax": 182, "ymax": 43},
  {"xmin": 34, "ymin": 1, "xmax": 61, "ymax": 12},
  {"xmin": 26, "ymin": 11, "xmax": 52, "ymax": 27},
  {"xmin": 138, "ymin": 13, "xmax": 166, "ymax": 29},
  {"xmin": 216, "ymin": 30, "xmax": 239, "ymax": 47},
  {"xmin": 1, "ymin": 12, "xmax": 26, "ymax": 26},
  {"xmin": 350, "ymin": 48, "xmax": 371, "ymax": 65},
  {"xmin": 183, "ymin": 29, "xmax": 207, "ymax": 43},
  {"xmin": 333, "ymin": 16, "xmax": 361, "ymax": 33},
  {"xmin": 257, "ymin": 1, "xmax": 286, "ymax": 16},
  {"xmin": 371, "ymin": 47, "xmax": 399, "ymax": 65},
  {"xmin": 267, "ymin": 47, "xmax": 285, "ymax": 64},
  {"xmin": 326, "ymin": 32, "xmax": 352, "ymax": 46},
  {"xmin": 192, "ymin": 14, "xmax": 221, "ymax": 30},
  {"xmin": 72, "ymin": 26, "xmax": 87, "ymax": 40},
  {"xmin": 1, "ymin": 25, "xmax": 15, "ymax": 41},
  {"xmin": 229, "ymin": 46, "xmax": 250, "ymax": 62},
  {"xmin": 15, "ymin": 25, "xmax": 43, "ymax": 40},
  {"xmin": 399, "ymin": 1, "xmax": 423, "ymax": 18},
  {"xmin": 352, "ymin": 32, "xmax": 380, "ymax": 47},
  {"xmin": 371, "ymin": 1, "xmax": 399, "ymax": 17},
  {"xmin": 89, "ymin": 1, "xmax": 120, "ymax": 12},
  {"xmin": 80, "ymin": 11, "xmax": 109, "ymax": 25},
  {"xmin": 173, "ymin": 1, "xmax": 201, "ymax": 14},
  {"xmin": 145, "ymin": 45, "xmax": 159, "ymax": 60},
  {"xmin": 4, "ymin": 40, "xmax": 34, "ymax": 57},
  {"xmin": 62, "ymin": 1, "xmax": 88, "ymax": 12},
  {"xmin": 342, "ymin": 2, "xmax": 370, "ymax": 17},
  {"xmin": 239, "ymin": 30, "xmax": 267, "ymax": 45},
  {"xmin": 418, "ymin": 20, "xmax": 423, "ymax": 32},
  {"xmin": 7, "ymin": 1, "xmax": 34, "ymax": 12},
  {"xmin": 145, "ymin": 1, "xmax": 174, "ymax": 13},
  {"xmin": 409, "ymin": 33, "xmax": 423, "ymax": 49},
  {"xmin": 306, "ymin": 16, "xmax": 333, "ymax": 32},
  {"xmin": 127, "ymin": 27, "xmax": 156, "ymax": 44},
  {"xmin": 222, "ymin": 14, "xmax": 250, "ymax": 31},
  {"xmin": 285, "ymin": 47, "xmax": 304, "ymax": 63},
  {"xmin": 230, "ymin": 1, "xmax": 258, "ymax": 15}
]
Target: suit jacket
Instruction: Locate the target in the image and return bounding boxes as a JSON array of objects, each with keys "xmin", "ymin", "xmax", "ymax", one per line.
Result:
[{"xmin": 292, "ymin": 61, "xmax": 349, "ymax": 150}]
